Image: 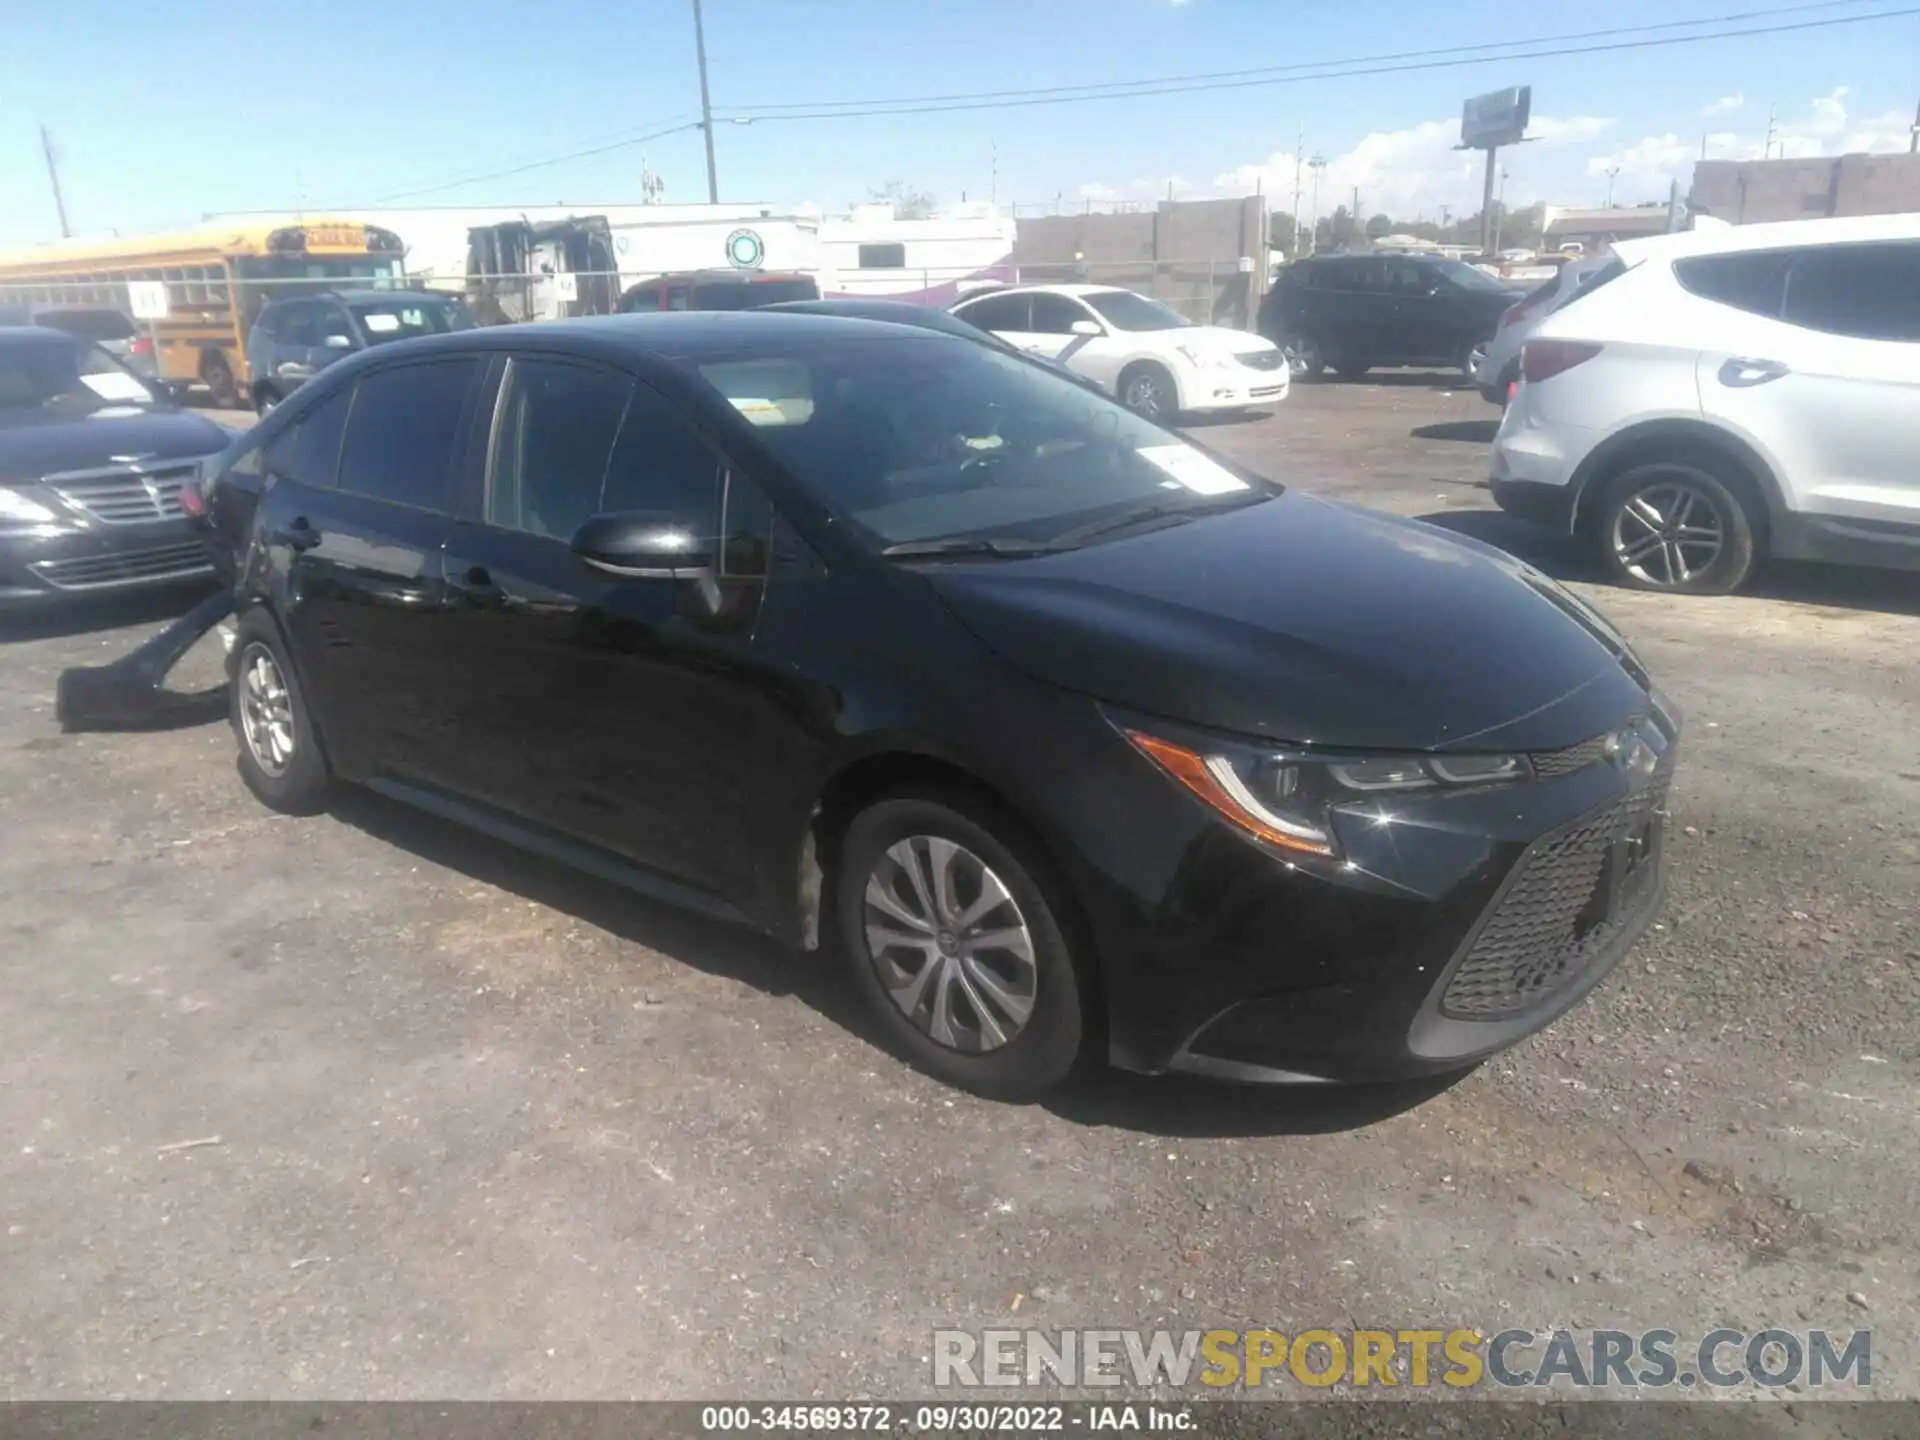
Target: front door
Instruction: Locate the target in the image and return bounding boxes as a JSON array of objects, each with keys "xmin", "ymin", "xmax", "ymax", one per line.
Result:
[{"xmin": 438, "ymin": 354, "xmax": 787, "ymax": 910}]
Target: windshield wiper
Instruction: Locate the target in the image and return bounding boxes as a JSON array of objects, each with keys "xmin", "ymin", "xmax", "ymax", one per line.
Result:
[
  {"xmin": 880, "ymin": 536, "xmax": 1070, "ymax": 560},
  {"xmin": 1048, "ymin": 491, "xmax": 1268, "ymax": 547}
]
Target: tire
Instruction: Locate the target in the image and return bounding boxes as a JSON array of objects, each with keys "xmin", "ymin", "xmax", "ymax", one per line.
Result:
[
  {"xmin": 1459, "ymin": 336, "xmax": 1492, "ymax": 380},
  {"xmin": 1117, "ymin": 362, "xmax": 1177, "ymax": 421},
  {"xmin": 1331, "ymin": 357, "xmax": 1371, "ymax": 382},
  {"xmin": 1589, "ymin": 458, "xmax": 1759, "ymax": 595},
  {"xmin": 230, "ymin": 609, "xmax": 330, "ymax": 814},
  {"xmin": 201, "ymin": 352, "xmax": 241, "ymax": 409},
  {"xmin": 835, "ymin": 791, "xmax": 1089, "ymax": 1100},
  {"xmin": 1283, "ymin": 336, "xmax": 1325, "ymax": 381}
]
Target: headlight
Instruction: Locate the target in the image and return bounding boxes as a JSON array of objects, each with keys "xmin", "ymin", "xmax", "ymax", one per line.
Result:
[
  {"xmin": 0, "ymin": 485, "xmax": 62, "ymax": 534},
  {"xmin": 1123, "ymin": 726, "xmax": 1530, "ymax": 858}
]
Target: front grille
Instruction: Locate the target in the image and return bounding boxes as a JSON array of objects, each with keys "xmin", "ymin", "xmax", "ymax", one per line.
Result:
[
  {"xmin": 1530, "ymin": 733, "xmax": 1611, "ymax": 779},
  {"xmin": 30, "ymin": 540, "xmax": 212, "ymax": 591},
  {"xmin": 45, "ymin": 463, "xmax": 197, "ymax": 525},
  {"xmin": 1240, "ymin": 350, "xmax": 1287, "ymax": 371},
  {"xmin": 1439, "ymin": 783, "xmax": 1665, "ymax": 1018}
]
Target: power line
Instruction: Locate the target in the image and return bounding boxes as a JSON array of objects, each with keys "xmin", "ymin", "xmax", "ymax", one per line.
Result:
[
  {"xmin": 715, "ymin": 7, "xmax": 1920, "ymax": 123},
  {"xmin": 364, "ymin": 117, "xmax": 703, "ymax": 205},
  {"xmin": 725, "ymin": 0, "xmax": 1881, "ymax": 118}
]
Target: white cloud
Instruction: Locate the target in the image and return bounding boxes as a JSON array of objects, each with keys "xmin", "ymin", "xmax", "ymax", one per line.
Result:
[
  {"xmin": 1701, "ymin": 93, "xmax": 1745, "ymax": 117},
  {"xmin": 1590, "ymin": 88, "xmax": 1913, "ymax": 202}
]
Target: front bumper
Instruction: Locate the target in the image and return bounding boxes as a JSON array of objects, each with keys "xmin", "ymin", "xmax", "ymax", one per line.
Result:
[
  {"xmin": 1177, "ymin": 361, "xmax": 1291, "ymax": 412},
  {"xmin": 0, "ymin": 520, "xmax": 214, "ymax": 606},
  {"xmin": 1081, "ymin": 702, "xmax": 1679, "ymax": 1084}
]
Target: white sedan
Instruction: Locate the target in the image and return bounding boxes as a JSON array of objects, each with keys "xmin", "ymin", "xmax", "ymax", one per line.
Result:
[{"xmin": 950, "ymin": 284, "xmax": 1288, "ymax": 419}]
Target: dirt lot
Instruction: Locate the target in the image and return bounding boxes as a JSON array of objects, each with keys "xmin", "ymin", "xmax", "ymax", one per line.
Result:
[{"xmin": 2, "ymin": 376, "xmax": 1917, "ymax": 1417}]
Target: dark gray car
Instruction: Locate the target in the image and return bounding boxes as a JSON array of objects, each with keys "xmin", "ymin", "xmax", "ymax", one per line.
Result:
[
  {"xmin": 244, "ymin": 289, "xmax": 477, "ymax": 413},
  {"xmin": 0, "ymin": 327, "xmax": 231, "ymax": 607}
]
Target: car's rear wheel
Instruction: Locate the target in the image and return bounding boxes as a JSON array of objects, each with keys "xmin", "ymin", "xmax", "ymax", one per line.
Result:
[
  {"xmin": 835, "ymin": 792, "xmax": 1088, "ymax": 1100},
  {"xmin": 1332, "ymin": 356, "xmax": 1371, "ymax": 381},
  {"xmin": 1591, "ymin": 460, "xmax": 1758, "ymax": 594},
  {"xmin": 1460, "ymin": 337, "xmax": 1492, "ymax": 379},
  {"xmin": 1117, "ymin": 362, "xmax": 1177, "ymax": 420},
  {"xmin": 230, "ymin": 611, "xmax": 330, "ymax": 814}
]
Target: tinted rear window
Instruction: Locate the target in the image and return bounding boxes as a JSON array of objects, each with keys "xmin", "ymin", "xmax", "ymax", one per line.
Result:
[
  {"xmin": 1674, "ymin": 250, "xmax": 1791, "ymax": 319},
  {"xmin": 1782, "ymin": 241, "xmax": 1920, "ymax": 342},
  {"xmin": 337, "ymin": 359, "xmax": 480, "ymax": 511},
  {"xmin": 696, "ymin": 278, "xmax": 819, "ymax": 310}
]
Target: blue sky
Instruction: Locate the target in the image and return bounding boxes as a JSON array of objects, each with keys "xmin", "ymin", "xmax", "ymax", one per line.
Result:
[{"xmin": 3, "ymin": 0, "xmax": 1915, "ymax": 248}]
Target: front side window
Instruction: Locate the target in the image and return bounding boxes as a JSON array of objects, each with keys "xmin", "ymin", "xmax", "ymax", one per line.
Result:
[
  {"xmin": 1081, "ymin": 291, "xmax": 1190, "ymax": 332},
  {"xmin": 690, "ymin": 333, "xmax": 1272, "ymax": 550},
  {"xmin": 1782, "ymin": 242, "xmax": 1920, "ymax": 342},
  {"xmin": 486, "ymin": 358, "xmax": 634, "ymax": 541},
  {"xmin": 277, "ymin": 302, "xmax": 316, "ymax": 348},
  {"xmin": 1030, "ymin": 293, "xmax": 1095, "ymax": 335},
  {"xmin": 336, "ymin": 359, "xmax": 480, "ymax": 511},
  {"xmin": 316, "ymin": 305, "xmax": 355, "ymax": 346},
  {"xmin": 287, "ymin": 386, "xmax": 354, "ymax": 488}
]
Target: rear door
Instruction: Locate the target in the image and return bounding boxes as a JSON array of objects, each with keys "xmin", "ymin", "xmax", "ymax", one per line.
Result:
[
  {"xmin": 1316, "ymin": 258, "xmax": 1389, "ymax": 364},
  {"xmin": 270, "ymin": 357, "xmax": 484, "ymax": 784},
  {"xmin": 1691, "ymin": 240, "xmax": 1920, "ymax": 534},
  {"xmin": 1380, "ymin": 258, "xmax": 1449, "ymax": 363}
]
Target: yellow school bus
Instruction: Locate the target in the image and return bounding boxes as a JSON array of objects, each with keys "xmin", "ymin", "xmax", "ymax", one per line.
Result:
[{"xmin": 0, "ymin": 220, "xmax": 405, "ymax": 406}]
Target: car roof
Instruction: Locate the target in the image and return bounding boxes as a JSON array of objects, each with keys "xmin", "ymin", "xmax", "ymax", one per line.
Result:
[
  {"xmin": 264, "ymin": 288, "xmax": 453, "ymax": 307},
  {"xmin": 958, "ymin": 283, "xmax": 1128, "ymax": 299},
  {"xmin": 1615, "ymin": 211, "xmax": 1920, "ymax": 265}
]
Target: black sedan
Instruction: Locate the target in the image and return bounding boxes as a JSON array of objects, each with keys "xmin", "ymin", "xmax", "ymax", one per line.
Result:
[
  {"xmin": 198, "ymin": 312, "xmax": 1676, "ymax": 1099},
  {"xmin": 1, "ymin": 327, "xmax": 231, "ymax": 607}
]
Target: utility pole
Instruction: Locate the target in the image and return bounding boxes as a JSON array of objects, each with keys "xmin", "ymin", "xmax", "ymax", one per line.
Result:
[
  {"xmin": 1290, "ymin": 125, "xmax": 1304, "ymax": 257},
  {"xmin": 1605, "ymin": 165, "xmax": 1621, "ymax": 207},
  {"xmin": 1307, "ymin": 155, "xmax": 1326, "ymax": 254},
  {"xmin": 1763, "ymin": 104, "xmax": 1777, "ymax": 160},
  {"xmin": 40, "ymin": 125, "xmax": 71, "ymax": 238},
  {"xmin": 1910, "ymin": 92, "xmax": 1919, "ymax": 153},
  {"xmin": 1479, "ymin": 148, "xmax": 1499, "ymax": 256},
  {"xmin": 990, "ymin": 138, "xmax": 998, "ymax": 205},
  {"xmin": 691, "ymin": 0, "xmax": 719, "ymax": 203}
]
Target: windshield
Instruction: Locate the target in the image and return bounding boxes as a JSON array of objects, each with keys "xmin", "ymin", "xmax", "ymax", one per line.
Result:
[
  {"xmin": 1435, "ymin": 259, "xmax": 1518, "ymax": 293},
  {"xmin": 350, "ymin": 298, "xmax": 478, "ymax": 345},
  {"xmin": 1081, "ymin": 290, "xmax": 1191, "ymax": 332},
  {"xmin": 692, "ymin": 334, "xmax": 1272, "ymax": 549},
  {"xmin": 0, "ymin": 334, "xmax": 153, "ymax": 413}
]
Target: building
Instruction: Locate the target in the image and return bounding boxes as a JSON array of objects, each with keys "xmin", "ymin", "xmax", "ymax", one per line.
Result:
[{"xmin": 1689, "ymin": 152, "xmax": 1920, "ymax": 224}]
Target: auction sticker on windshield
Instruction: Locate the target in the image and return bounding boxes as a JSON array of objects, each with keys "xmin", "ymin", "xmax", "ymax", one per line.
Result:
[
  {"xmin": 361, "ymin": 313, "xmax": 402, "ymax": 334},
  {"xmin": 1138, "ymin": 444, "xmax": 1249, "ymax": 495}
]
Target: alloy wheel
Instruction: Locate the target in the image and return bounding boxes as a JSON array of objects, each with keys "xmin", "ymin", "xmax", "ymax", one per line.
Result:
[
  {"xmin": 862, "ymin": 836, "xmax": 1038, "ymax": 1053},
  {"xmin": 238, "ymin": 643, "xmax": 296, "ymax": 777},
  {"xmin": 1123, "ymin": 371, "xmax": 1168, "ymax": 418},
  {"xmin": 1610, "ymin": 480, "xmax": 1726, "ymax": 588},
  {"xmin": 1466, "ymin": 340, "xmax": 1490, "ymax": 376}
]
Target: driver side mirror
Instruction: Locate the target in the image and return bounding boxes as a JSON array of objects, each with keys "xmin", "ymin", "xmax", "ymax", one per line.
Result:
[
  {"xmin": 1070, "ymin": 319, "xmax": 1103, "ymax": 337},
  {"xmin": 571, "ymin": 511, "xmax": 712, "ymax": 580}
]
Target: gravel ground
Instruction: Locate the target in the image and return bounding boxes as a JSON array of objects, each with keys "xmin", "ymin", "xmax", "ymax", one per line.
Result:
[{"xmin": 2, "ymin": 375, "xmax": 1916, "ymax": 1421}]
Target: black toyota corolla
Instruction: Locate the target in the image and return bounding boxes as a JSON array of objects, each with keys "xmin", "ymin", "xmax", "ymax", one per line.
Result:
[{"xmin": 199, "ymin": 312, "xmax": 1677, "ymax": 1099}]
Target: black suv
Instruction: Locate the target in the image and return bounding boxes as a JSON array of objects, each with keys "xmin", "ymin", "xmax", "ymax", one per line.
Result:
[
  {"xmin": 245, "ymin": 290, "xmax": 476, "ymax": 414},
  {"xmin": 199, "ymin": 312, "xmax": 1675, "ymax": 1100},
  {"xmin": 1259, "ymin": 254, "xmax": 1522, "ymax": 381}
]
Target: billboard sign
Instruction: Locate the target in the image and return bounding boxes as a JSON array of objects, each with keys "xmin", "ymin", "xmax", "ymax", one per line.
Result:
[{"xmin": 1461, "ymin": 85, "xmax": 1531, "ymax": 148}]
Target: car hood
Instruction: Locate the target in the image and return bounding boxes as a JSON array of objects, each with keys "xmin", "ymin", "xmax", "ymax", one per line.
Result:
[
  {"xmin": 926, "ymin": 492, "xmax": 1648, "ymax": 752},
  {"xmin": 1167, "ymin": 325, "xmax": 1280, "ymax": 359},
  {"xmin": 0, "ymin": 406, "xmax": 232, "ymax": 484}
]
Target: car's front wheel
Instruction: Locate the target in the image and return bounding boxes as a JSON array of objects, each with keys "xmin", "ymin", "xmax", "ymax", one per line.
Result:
[
  {"xmin": 1591, "ymin": 459, "xmax": 1758, "ymax": 594},
  {"xmin": 1117, "ymin": 362, "xmax": 1177, "ymax": 420},
  {"xmin": 1283, "ymin": 336, "xmax": 1325, "ymax": 380},
  {"xmin": 230, "ymin": 610, "xmax": 330, "ymax": 814},
  {"xmin": 835, "ymin": 792, "xmax": 1088, "ymax": 1100}
]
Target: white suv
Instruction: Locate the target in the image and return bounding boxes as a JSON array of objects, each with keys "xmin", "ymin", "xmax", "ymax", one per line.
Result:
[
  {"xmin": 1489, "ymin": 214, "xmax": 1920, "ymax": 593},
  {"xmin": 950, "ymin": 284, "xmax": 1288, "ymax": 420}
]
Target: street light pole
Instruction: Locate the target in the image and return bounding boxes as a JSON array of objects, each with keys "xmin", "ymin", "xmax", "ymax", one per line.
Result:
[{"xmin": 691, "ymin": 0, "xmax": 719, "ymax": 203}]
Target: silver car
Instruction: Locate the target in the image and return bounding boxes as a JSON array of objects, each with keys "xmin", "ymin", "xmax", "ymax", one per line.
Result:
[{"xmin": 1474, "ymin": 254, "xmax": 1617, "ymax": 404}]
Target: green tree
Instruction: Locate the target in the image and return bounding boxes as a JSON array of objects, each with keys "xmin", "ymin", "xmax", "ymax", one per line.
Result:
[{"xmin": 1365, "ymin": 213, "xmax": 1393, "ymax": 240}]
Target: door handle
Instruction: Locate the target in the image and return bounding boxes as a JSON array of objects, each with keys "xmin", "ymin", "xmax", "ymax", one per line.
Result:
[
  {"xmin": 269, "ymin": 516, "xmax": 322, "ymax": 552},
  {"xmin": 1718, "ymin": 357, "xmax": 1789, "ymax": 388},
  {"xmin": 448, "ymin": 563, "xmax": 507, "ymax": 607}
]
